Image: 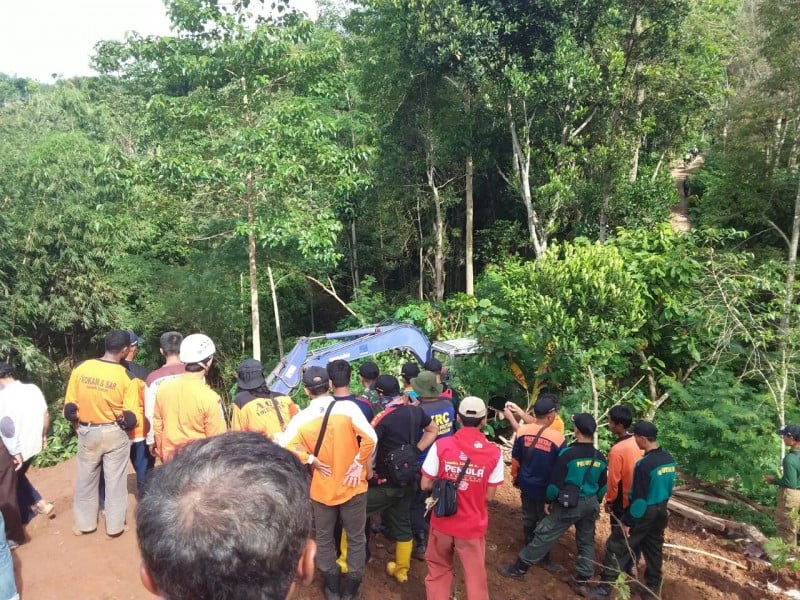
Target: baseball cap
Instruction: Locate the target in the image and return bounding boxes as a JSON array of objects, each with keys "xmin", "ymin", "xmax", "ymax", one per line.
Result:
[
  {"xmin": 459, "ymin": 396, "xmax": 487, "ymax": 419},
  {"xmin": 303, "ymin": 366, "xmax": 329, "ymax": 388},
  {"xmin": 777, "ymin": 424, "xmax": 800, "ymax": 440},
  {"xmin": 126, "ymin": 330, "xmax": 144, "ymax": 347},
  {"xmin": 236, "ymin": 359, "xmax": 266, "ymax": 391},
  {"xmin": 375, "ymin": 374, "xmax": 400, "ymax": 397},
  {"xmin": 631, "ymin": 420, "xmax": 658, "ymax": 439},
  {"xmin": 533, "ymin": 395, "xmax": 558, "ymax": 416},
  {"xmin": 424, "ymin": 357, "xmax": 443, "ymax": 373},
  {"xmin": 572, "ymin": 413, "xmax": 597, "ymax": 435},
  {"xmin": 401, "ymin": 362, "xmax": 420, "ymax": 379},
  {"xmin": 358, "ymin": 361, "xmax": 380, "ymax": 380}
]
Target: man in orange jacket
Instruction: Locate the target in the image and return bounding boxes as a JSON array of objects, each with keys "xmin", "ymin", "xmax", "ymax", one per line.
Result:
[
  {"xmin": 603, "ymin": 405, "xmax": 643, "ymax": 563},
  {"xmin": 279, "ymin": 366, "xmax": 377, "ymax": 600},
  {"xmin": 153, "ymin": 334, "xmax": 227, "ymax": 463}
]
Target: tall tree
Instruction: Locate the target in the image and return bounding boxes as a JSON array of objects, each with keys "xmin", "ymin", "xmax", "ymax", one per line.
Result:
[{"xmin": 94, "ymin": 0, "xmax": 371, "ymax": 358}]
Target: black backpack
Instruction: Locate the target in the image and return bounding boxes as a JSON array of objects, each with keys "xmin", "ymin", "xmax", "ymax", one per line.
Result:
[{"xmin": 382, "ymin": 408, "xmax": 421, "ymax": 487}]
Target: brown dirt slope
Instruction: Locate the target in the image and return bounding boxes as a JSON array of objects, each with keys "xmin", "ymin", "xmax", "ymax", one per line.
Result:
[{"xmin": 15, "ymin": 459, "xmax": 794, "ymax": 599}]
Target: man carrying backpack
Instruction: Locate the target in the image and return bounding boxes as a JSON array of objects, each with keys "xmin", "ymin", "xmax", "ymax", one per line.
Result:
[
  {"xmin": 366, "ymin": 375, "xmax": 438, "ymax": 583},
  {"xmin": 499, "ymin": 413, "xmax": 607, "ymax": 589},
  {"xmin": 420, "ymin": 396, "xmax": 504, "ymax": 600}
]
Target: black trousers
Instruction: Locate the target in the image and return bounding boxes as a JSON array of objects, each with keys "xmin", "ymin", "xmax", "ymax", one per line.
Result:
[{"xmin": 602, "ymin": 503, "xmax": 668, "ymax": 593}]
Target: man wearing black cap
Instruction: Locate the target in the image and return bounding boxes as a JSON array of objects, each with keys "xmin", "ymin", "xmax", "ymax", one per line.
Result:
[
  {"xmin": 499, "ymin": 413, "xmax": 607, "ymax": 586},
  {"xmin": 588, "ymin": 420, "xmax": 676, "ymax": 599},
  {"xmin": 765, "ymin": 424, "xmax": 800, "ymax": 549},
  {"xmin": 231, "ymin": 359, "xmax": 299, "ymax": 440},
  {"xmin": 366, "ymin": 375, "xmax": 438, "ymax": 583},
  {"xmin": 279, "ymin": 366, "xmax": 376, "ymax": 600},
  {"xmin": 121, "ymin": 330, "xmax": 152, "ymax": 495},
  {"xmin": 510, "ymin": 395, "xmax": 566, "ymax": 555}
]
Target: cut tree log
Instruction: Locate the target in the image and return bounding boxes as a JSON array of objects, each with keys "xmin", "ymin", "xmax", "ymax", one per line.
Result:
[
  {"xmin": 673, "ymin": 490, "xmax": 732, "ymax": 505},
  {"xmin": 668, "ymin": 498, "xmax": 769, "ymax": 547}
]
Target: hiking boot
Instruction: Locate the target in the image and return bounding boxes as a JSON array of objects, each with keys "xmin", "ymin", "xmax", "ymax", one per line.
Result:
[
  {"xmin": 578, "ymin": 583, "xmax": 611, "ymax": 598},
  {"xmin": 541, "ymin": 558, "xmax": 564, "ymax": 573},
  {"xmin": 411, "ymin": 532, "xmax": 427, "ymax": 561},
  {"xmin": 323, "ymin": 567, "xmax": 341, "ymax": 600},
  {"xmin": 340, "ymin": 573, "xmax": 362, "ymax": 600},
  {"xmin": 497, "ymin": 558, "xmax": 530, "ymax": 578}
]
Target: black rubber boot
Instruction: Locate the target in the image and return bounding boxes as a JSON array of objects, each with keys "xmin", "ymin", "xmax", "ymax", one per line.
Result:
[
  {"xmin": 340, "ymin": 573, "xmax": 362, "ymax": 600},
  {"xmin": 411, "ymin": 532, "xmax": 427, "ymax": 560},
  {"xmin": 497, "ymin": 558, "xmax": 530, "ymax": 578},
  {"xmin": 323, "ymin": 567, "xmax": 341, "ymax": 600}
]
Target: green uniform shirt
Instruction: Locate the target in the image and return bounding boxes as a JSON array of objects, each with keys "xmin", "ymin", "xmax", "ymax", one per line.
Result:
[{"xmin": 775, "ymin": 448, "xmax": 800, "ymax": 489}]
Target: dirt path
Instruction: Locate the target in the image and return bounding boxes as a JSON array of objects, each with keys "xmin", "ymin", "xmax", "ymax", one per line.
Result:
[
  {"xmin": 15, "ymin": 458, "xmax": 795, "ymax": 599},
  {"xmin": 670, "ymin": 156, "xmax": 704, "ymax": 232}
]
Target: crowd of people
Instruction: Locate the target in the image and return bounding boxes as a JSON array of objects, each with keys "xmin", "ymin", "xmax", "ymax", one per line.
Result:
[{"xmin": 0, "ymin": 326, "xmax": 796, "ymax": 600}]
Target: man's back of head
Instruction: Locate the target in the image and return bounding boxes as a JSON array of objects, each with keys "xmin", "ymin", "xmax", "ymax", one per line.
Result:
[
  {"xmin": 136, "ymin": 432, "xmax": 314, "ymax": 600},
  {"xmin": 159, "ymin": 331, "xmax": 183, "ymax": 358},
  {"xmin": 327, "ymin": 359, "xmax": 352, "ymax": 389}
]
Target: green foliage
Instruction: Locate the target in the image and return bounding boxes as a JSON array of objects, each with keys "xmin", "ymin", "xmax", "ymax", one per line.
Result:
[
  {"xmin": 35, "ymin": 416, "xmax": 77, "ymax": 468},
  {"xmin": 764, "ymin": 535, "xmax": 800, "ymax": 573}
]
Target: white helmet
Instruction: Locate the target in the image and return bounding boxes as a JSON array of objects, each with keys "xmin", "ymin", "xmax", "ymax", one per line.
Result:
[{"xmin": 179, "ymin": 333, "xmax": 216, "ymax": 364}]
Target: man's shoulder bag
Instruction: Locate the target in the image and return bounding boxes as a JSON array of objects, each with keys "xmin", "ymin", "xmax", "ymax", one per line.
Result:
[
  {"xmin": 556, "ymin": 450, "xmax": 599, "ymax": 509},
  {"xmin": 431, "ymin": 457, "xmax": 471, "ymax": 518},
  {"xmin": 383, "ymin": 407, "xmax": 421, "ymax": 487}
]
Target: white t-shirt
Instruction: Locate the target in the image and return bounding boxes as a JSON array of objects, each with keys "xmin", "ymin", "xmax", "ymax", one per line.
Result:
[{"xmin": 0, "ymin": 380, "xmax": 47, "ymax": 461}]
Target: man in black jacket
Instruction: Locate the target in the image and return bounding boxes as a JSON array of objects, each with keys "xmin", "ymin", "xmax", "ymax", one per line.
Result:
[{"xmin": 585, "ymin": 420, "xmax": 676, "ymax": 599}]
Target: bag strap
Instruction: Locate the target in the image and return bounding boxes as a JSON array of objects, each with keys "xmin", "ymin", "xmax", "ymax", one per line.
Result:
[
  {"xmin": 313, "ymin": 400, "xmax": 336, "ymax": 458},
  {"xmin": 521, "ymin": 424, "xmax": 549, "ymax": 466},
  {"xmin": 577, "ymin": 450, "xmax": 599, "ymax": 494},
  {"xmin": 453, "ymin": 458, "xmax": 471, "ymax": 487},
  {"xmin": 268, "ymin": 394, "xmax": 286, "ymax": 431},
  {"xmin": 408, "ymin": 406, "xmax": 419, "ymax": 446}
]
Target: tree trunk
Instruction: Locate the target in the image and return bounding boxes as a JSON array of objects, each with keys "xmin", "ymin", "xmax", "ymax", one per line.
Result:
[
  {"xmin": 416, "ymin": 197, "xmax": 424, "ymax": 300},
  {"xmin": 628, "ymin": 14, "xmax": 645, "ymax": 183},
  {"xmin": 426, "ymin": 146, "xmax": 446, "ymax": 302},
  {"xmin": 246, "ymin": 175, "xmax": 261, "ymax": 361},
  {"xmin": 777, "ymin": 173, "xmax": 800, "ymax": 458},
  {"xmin": 506, "ymin": 97, "xmax": 546, "ymax": 258},
  {"xmin": 267, "ymin": 265, "xmax": 283, "ymax": 358},
  {"xmin": 350, "ymin": 217, "xmax": 360, "ymax": 297},
  {"xmin": 465, "ymin": 153, "xmax": 474, "ymax": 295},
  {"xmin": 599, "ymin": 180, "xmax": 612, "ymax": 243}
]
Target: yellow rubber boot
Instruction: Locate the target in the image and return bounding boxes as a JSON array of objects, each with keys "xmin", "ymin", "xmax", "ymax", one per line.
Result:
[
  {"xmin": 336, "ymin": 531, "xmax": 349, "ymax": 574},
  {"xmin": 386, "ymin": 540, "xmax": 413, "ymax": 583}
]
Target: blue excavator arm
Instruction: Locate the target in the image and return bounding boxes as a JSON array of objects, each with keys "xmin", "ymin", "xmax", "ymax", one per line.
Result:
[{"xmin": 265, "ymin": 323, "xmax": 436, "ymax": 395}]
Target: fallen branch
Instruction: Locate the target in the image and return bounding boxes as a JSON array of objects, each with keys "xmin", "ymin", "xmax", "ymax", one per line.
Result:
[
  {"xmin": 664, "ymin": 543, "xmax": 748, "ymax": 570},
  {"xmin": 678, "ymin": 472, "xmax": 771, "ymax": 516},
  {"xmin": 305, "ymin": 275, "xmax": 358, "ymax": 318}
]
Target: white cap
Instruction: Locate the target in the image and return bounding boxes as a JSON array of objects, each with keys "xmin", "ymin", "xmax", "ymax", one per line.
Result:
[
  {"xmin": 179, "ymin": 334, "xmax": 216, "ymax": 364},
  {"xmin": 458, "ymin": 396, "xmax": 487, "ymax": 419}
]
